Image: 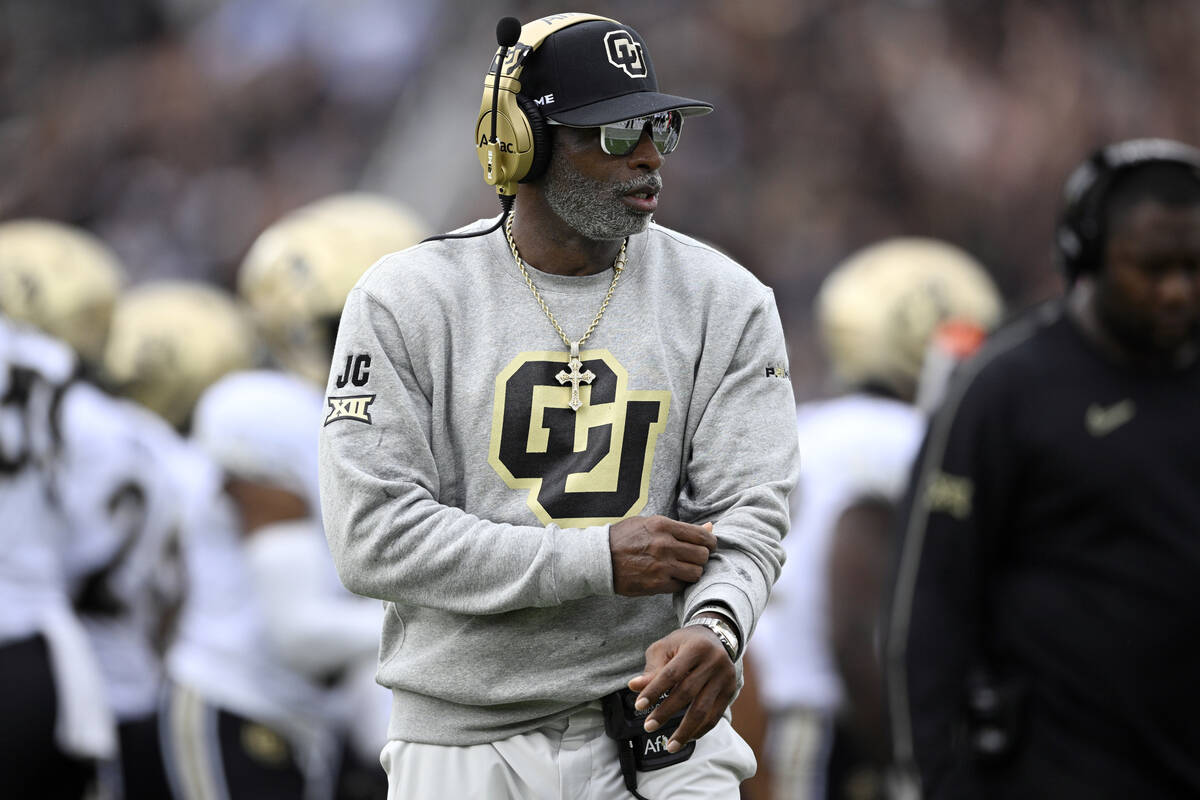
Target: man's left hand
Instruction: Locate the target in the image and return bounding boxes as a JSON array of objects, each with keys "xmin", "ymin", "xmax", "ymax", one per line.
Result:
[{"xmin": 627, "ymin": 625, "xmax": 737, "ymax": 753}]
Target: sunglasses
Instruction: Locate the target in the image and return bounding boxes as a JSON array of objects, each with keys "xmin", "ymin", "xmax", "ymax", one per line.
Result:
[{"xmin": 549, "ymin": 111, "xmax": 684, "ymax": 156}]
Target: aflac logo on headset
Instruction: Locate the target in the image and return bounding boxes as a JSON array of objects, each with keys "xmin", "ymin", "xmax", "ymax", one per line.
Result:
[{"xmin": 604, "ymin": 31, "xmax": 647, "ymax": 78}]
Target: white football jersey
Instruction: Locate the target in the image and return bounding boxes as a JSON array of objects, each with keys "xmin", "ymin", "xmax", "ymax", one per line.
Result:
[
  {"xmin": 751, "ymin": 393, "xmax": 925, "ymax": 713},
  {"xmin": 0, "ymin": 318, "xmax": 77, "ymax": 640},
  {"xmin": 164, "ymin": 440, "xmax": 341, "ymax": 732},
  {"xmin": 198, "ymin": 369, "xmax": 396, "ymax": 768},
  {"xmin": 56, "ymin": 382, "xmax": 190, "ymax": 719}
]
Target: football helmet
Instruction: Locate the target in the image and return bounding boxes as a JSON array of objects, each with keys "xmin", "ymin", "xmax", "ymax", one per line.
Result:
[
  {"xmin": 102, "ymin": 281, "xmax": 259, "ymax": 430},
  {"xmin": 191, "ymin": 369, "xmax": 324, "ymax": 508},
  {"xmin": 0, "ymin": 219, "xmax": 123, "ymax": 369},
  {"xmin": 238, "ymin": 193, "xmax": 428, "ymax": 385},
  {"xmin": 816, "ymin": 237, "xmax": 1003, "ymax": 401}
]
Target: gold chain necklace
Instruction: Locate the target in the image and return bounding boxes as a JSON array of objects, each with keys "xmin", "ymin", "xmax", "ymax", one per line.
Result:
[{"xmin": 504, "ymin": 213, "xmax": 628, "ymax": 412}]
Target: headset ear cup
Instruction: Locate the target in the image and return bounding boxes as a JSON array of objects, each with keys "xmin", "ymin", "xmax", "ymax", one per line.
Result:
[
  {"xmin": 1057, "ymin": 154, "xmax": 1108, "ymax": 281},
  {"xmin": 1056, "ymin": 223, "xmax": 1083, "ymax": 282},
  {"xmin": 1074, "ymin": 152, "xmax": 1114, "ymax": 277},
  {"xmin": 516, "ymin": 94, "xmax": 552, "ymax": 183}
]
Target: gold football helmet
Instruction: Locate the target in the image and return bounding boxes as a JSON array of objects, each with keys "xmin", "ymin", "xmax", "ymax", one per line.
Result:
[
  {"xmin": 0, "ymin": 219, "xmax": 124, "ymax": 368},
  {"xmin": 238, "ymin": 192, "xmax": 428, "ymax": 385},
  {"xmin": 816, "ymin": 237, "xmax": 1004, "ymax": 401},
  {"xmin": 102, "ymin": 281, "xmax": 259, "ymax": 430}
]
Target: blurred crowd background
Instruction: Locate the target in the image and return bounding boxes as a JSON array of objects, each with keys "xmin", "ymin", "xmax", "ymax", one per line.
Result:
[{"xmin": 8, "ymin": 0, "xmax": 1200, "ymax": 398}]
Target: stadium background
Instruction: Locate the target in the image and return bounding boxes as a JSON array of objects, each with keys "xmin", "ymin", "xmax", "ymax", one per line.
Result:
[{"xmin": 4, "ymin": 0, "xmax": 1199, "ymax": 393}]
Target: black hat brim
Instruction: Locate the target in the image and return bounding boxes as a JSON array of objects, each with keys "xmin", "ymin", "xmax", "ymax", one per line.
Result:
[{"xmin": 544, "ymin": 91, "xmax": 713, "ymax": 127}]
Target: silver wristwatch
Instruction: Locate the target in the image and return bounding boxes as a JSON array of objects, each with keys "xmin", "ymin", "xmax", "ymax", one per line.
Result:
[{"xmin": 685, "ymin": 616, "xmax": 739, "ymax": 661}]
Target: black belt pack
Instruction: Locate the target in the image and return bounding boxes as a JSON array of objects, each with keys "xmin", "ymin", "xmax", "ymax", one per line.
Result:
[{"xmin": 601, "ymin": 688, "xmax": 696, "ymax": 799}]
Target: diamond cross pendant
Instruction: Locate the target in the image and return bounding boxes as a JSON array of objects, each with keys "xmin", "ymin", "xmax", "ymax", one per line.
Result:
[{"xmin": 556, "ymin": 341, "xmax": 595, "ymax": 412}]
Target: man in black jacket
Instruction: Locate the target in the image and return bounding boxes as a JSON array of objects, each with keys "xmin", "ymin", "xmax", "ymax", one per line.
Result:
[{"xmin": 886, "ymin": 138, "xmax": 1200, "ymax": 799}]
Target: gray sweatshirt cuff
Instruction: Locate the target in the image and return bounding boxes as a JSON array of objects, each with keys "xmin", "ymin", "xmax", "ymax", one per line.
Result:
[{"xmin": 552, "ymin": 524, "xmax": 614, "ymax": 601}]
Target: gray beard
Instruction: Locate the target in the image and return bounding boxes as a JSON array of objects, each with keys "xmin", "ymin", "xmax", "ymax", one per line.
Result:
[{"xmin": 542, "ymin": 149, "xmax": 662, "ymax": 241}]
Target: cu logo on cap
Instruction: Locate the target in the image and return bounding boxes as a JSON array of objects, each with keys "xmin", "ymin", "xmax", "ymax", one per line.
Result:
[{"xmin": 604, "ymin": 31, "xmax": 647, "ymax": 78}]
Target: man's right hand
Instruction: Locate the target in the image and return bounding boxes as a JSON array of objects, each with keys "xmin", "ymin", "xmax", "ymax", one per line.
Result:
[{"xmin": 609, "ymin": 516, "xmax": 717, "ymax": 596}]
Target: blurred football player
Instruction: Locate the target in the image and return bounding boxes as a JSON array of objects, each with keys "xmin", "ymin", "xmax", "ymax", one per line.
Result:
[
  {"xmin": 239, "ymin": 192, "xmax": 428, "ymax": 386},
  {"xmin": 91, "ymin": 280, "xmax": 263, "ymax": 799},
  {"xmin": 238, "ymin": 192, "xmax": 427, "ymax": 800},
  {"xmin": 3, "ymin": 226, "xmax": 261, "ymax": 800},
  {"xmin": 103, "ymin": 280, "xmax": 261, "ymax": 432},
  {"xmin": 0, "ymin": 315, "xmax": 115, "ymax": 799},
  {"xmin": 1, "ymin": 220, "xmax": 187, "ymax": 798},
  {"xmin": 161, "ymin": 369, "xmax": 383, "ymax": 800},
  {"xmin": 57, "ymin": 371, "xmax": 198, "ymax": 800},
  {"xmin": 746, "ymin": 238, "xmax": 1002, "ymax": 800},
  {"xmin": 0, "ymin": 219, "xmax": 122, "ymax": 375}
]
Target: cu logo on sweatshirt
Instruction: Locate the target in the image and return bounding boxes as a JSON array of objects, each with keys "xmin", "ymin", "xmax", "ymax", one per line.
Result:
[{"xmin": 488, "ymin": 349, "xmax": 670, "ymax": 526}]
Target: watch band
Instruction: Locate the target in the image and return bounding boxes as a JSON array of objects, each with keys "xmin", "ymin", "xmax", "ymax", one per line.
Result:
[
  {"xmin": 685, "ymin": 616, "xmax": 739, "ymax": 661},
  {"xmin": 689, "ymin": 604, "xmax": 733, "ymax": 621}
]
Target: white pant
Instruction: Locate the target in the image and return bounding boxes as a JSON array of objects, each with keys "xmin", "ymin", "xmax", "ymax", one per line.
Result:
[{"xmin": 381, "ymin": 702, "xmax": 755, "ymax": 799}]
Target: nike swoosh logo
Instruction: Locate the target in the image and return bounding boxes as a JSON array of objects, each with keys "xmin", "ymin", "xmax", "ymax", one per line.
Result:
[{"xmin": 1085, "ymin": 399, "xmax": 1136, "ymax": 437}]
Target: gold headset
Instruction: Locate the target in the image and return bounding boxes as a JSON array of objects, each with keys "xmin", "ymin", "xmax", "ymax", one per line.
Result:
[{"xmin": 475, "ymin": 14, "xmax": 616, "ymax": 198}]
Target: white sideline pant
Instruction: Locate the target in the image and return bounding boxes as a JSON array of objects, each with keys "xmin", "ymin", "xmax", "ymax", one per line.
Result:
[{"xmin": 380, "ymin": 702, "xmax": 755, "ymax": 799}]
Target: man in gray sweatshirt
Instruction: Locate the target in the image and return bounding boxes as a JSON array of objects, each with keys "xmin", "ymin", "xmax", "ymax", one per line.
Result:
[{"xmin": 318, "ymin": 12, "xmax": 800, "ymax": 799}]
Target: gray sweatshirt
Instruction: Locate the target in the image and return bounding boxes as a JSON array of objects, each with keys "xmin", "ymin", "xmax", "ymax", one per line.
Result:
[{"xmin": 318, "ymin": 219, "xmax": 800, "ymax": 745}]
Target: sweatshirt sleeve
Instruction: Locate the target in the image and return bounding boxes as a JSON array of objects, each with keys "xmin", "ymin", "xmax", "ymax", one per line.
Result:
[
  {"xmin": 675, "ymin": 290, "xmax": 800, "ymax": 654},
  {"xmin": 318, "ymin": 287, "xmax": 614, "ymax": 615},
  {"xmin": 884, "ymin": 354, "xmax": 1017, "ymax": 796}
]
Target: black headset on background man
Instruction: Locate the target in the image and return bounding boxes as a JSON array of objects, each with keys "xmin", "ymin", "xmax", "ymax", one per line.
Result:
[{"xmin": 1056, "ymin": 137, "xmax": 1200, "ymax": 282}]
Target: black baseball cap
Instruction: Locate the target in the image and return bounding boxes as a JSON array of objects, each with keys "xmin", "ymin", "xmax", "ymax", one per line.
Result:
[{"xmin": 517, "ymin": 19, "xmax": 713, "ymax": 126}]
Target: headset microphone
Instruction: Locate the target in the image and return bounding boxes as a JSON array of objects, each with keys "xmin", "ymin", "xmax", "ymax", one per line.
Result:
[
  {"xmin": 482, "ymin": 17, "xmax": 522, "ymax": 197},
  {"xmin": 490, "ymin": 17, "xmax": 523, "ymax": 166},
  {"xmin": 496, "ymin": 16, "xmax": 522, "ymax": 49}
]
